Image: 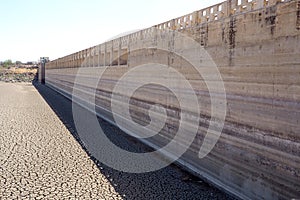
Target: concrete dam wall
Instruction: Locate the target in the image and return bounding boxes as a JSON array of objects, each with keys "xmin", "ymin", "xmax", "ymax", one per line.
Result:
[{"xmin": 43, "ymin": 0, "xmax": 300, "ymax": 199}]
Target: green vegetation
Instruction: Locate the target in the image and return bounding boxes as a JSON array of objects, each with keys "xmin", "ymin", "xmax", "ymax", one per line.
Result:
[{"xmin": 1, "ymin": 59, "xmax": 14, "ymax": 68}]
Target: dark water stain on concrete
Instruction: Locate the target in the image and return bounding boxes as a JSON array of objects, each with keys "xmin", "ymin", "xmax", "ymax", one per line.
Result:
[
  {"xmin": 297, "ymin": 1, "xmax": 300, "ymax": 30},
  {"xmin": 229, "ymin": 16, "xmax": 237, "ymax": 66}
]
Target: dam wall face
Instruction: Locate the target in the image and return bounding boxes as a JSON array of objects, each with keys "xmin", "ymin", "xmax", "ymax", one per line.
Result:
[{"xmin": 44, "ymin": 0, "xmax": 300, "ymax": 199}]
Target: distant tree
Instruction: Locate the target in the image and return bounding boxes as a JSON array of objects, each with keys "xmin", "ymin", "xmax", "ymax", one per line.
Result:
[
  {"xmin": 2, "ymin": 59, "xmax": 13, "ymax": 68},
  {"xmin": 16, "ymin": 61, "xmax": 22, "ymax": 65}
]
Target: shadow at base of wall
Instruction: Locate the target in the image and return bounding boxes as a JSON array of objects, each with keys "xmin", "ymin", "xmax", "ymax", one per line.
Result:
[{"xmin": 32, "ymin": 82, "xmax": 235, "ymax": 200}]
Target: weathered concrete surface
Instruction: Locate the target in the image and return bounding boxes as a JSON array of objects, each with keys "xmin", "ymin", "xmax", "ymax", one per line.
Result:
[
  {"xmin": 44, "ymin": 0, "xmax": 300, "ymax": 199},
  {"xmin": 0, "ymin": 82, "xmax": 123, "ymax": 199}
]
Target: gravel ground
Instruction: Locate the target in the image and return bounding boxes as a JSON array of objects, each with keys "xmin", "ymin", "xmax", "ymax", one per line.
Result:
[{"xmin": 0, "ymin": 82, "xmax": 236, "ymax": 200}]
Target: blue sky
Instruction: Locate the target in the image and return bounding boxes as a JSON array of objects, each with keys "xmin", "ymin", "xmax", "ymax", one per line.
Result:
[{"xmin": 0, "ymin": 0, "xmax": 222, "ymax": 62}]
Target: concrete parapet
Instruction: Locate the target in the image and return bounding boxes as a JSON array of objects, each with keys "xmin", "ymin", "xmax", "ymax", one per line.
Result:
[{"xmin": 46, "ymin": 0, "xmax": 296, "ymax": 70}]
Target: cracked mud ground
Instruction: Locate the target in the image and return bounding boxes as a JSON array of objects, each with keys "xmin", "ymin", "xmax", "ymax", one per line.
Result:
[
  {"xmin": 0, "ymin": 82, "xmax": 236, "ymax": 200},
  {"xmin": 0, "ymin": 82, "xmax": 122, "ymax": 199}
]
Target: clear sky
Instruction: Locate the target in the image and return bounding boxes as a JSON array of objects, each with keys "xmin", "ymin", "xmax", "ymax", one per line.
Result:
[{"xmin": 0, "ymin": 0, "xmax": 223, "ymax": 62}]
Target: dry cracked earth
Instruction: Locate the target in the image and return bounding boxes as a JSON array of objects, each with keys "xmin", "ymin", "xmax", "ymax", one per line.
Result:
[
  {"xmin": 0, "ymin": 82, "xmax": 122, "ymax": 199},
  {"xmin": 0, "ymin": 82, "xmax": 236, "ymax": 200}
]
